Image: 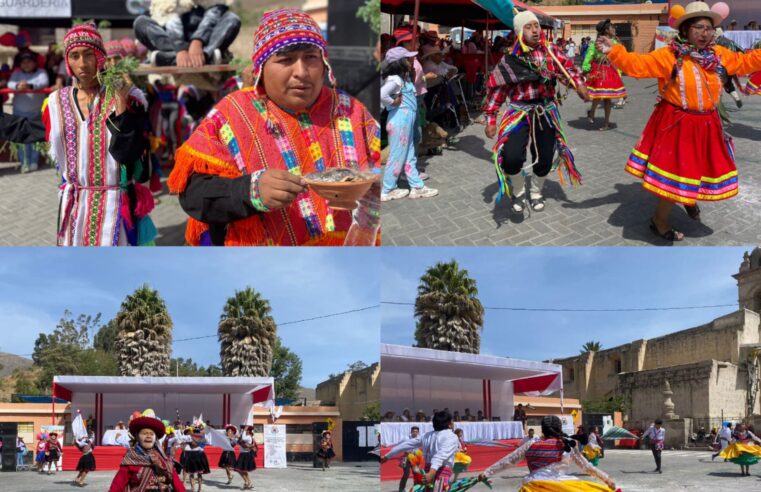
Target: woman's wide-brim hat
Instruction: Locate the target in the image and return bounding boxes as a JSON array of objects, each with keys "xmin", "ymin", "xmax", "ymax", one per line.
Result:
[
  {"xmin": 225, "ymin": 424, "xmax": 238, "ymax": 433},
  {"xmin": 129, "ymin": 416, "xmax": 166, "ymax": 440},
  {"xmin": 674, "ymin": 1, "xmax": 723, "ymax": 30}
]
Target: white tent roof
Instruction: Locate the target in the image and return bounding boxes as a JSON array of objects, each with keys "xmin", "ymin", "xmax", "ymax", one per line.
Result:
[
  {"xmin": 381, "ymin": 344, "xmax": 563, "ymax": 421},
  {"xmin": 381, "ymin": 344, "xmax": 562, "ymax": 381},
  {"xmin": 53, "ymin": 376, "xmax": 274, "ymax": 395}
]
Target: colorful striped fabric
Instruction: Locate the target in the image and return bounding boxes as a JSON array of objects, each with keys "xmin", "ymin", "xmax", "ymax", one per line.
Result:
[
  {"xmin": 586, "ymin": 87, "xmax": 627, "ymax": 98},
  {"xmin": 524, "ymin": 438, "xmax": 564, "ymax": 472},
  {"xmin": 492, "ymin": 101, "xmax": 581, "ymax": 202},
  {"xmin": 626, "ymin": 150, "xmax": 738, "ymax": 203},
  {"xmin": 168, "ymin": 86, "xmax": 380, "ymax": 246},
  {"xmin": 624, "ymin": 99, "xmax": 738, "ymax": 205},
  {"xmin": 746, "ymin": 72, "xmax": 761, "ymax": 95}
]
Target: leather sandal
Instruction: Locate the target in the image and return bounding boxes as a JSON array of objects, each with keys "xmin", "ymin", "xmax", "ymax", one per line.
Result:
[
  {"xmin": 684, "ymin": 204, "xmax": 701, "ymax": 221},
  {"xmin": 650, "ymin": 219, "xmax": 684, "ymax": 242}
]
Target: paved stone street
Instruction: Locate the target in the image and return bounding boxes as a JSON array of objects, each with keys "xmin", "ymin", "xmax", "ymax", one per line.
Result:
[
  {"xmin": 382, "ymin": 78, "xmax": 761, "ymax": 246},
  {"xmin": 0, "ymin": 162, "xmax": 188, "ymax": 246},
  {"xmin": 381, "ymin": 448, "xmax": 759, "ymax": 491},
  {"xmin": 2, "ymin": 462, "xmax": 378, "ymax": 491}
]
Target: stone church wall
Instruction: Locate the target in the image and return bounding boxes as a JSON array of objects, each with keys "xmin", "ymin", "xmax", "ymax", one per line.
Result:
[{"xmin": 619, "ymin": 361, "xmax": 713, "ymax": 427}]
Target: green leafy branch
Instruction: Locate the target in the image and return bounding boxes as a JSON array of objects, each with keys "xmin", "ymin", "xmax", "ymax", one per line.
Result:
[
  {"xmin": 228, "ymin": 57, "xmax": 251, "ymax": 76},
  {"xmin": 357, "ymin": 0, "xmax": 381, "ymax": 35},
  {"xmin": 97, "ymin": 57, "xmax": 140, "ymax": 103}
]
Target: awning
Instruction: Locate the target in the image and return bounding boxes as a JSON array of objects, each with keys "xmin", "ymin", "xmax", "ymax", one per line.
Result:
[
  {"xmin": 381, "ymin": 344, "xmax": 563, "ymax": 420},
  {"xmin": 381, "ymin": 0, "xmax": 558, "ymax": 30},
  {"xmin": 53, "ymin": 376, "xmax": 274, "ymax": 400},
  {"xmin": 382, "ymin": 344, "xmax": 561, "ymax": 381},
  {"xmin": 52, "ymin": 376, "xmax": 275, "ymax": 444}
]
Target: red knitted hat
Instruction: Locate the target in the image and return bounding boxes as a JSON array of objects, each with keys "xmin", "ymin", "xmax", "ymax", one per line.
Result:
[
  {"xmin": 251, "ymin": 8, "xmax": 334, "ymax": 88},
  {"xmin": 120, "ymin": 37, "xmax": 137, "ymax": 57},
  {"xmin": 63, "ymin": 23, "xmax": 106, "ymax": 77},
  {"xmin": 105, "ymin": 40, "xmax": 126, "ymax": 59}
]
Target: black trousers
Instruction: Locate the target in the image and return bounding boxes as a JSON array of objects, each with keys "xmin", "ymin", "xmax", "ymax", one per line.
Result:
[
  {"xmin": 134, "ymin": 13, "xmax": 241, "ymax": 66},
  {"xmin": 651, "ymin": 445, "xmax": 662, "ymax": 470},
  {"xmin": 398, "ymin": 461, "xmax": 412, "ymax": 492},
  {"xmin": 499, "ymin": 118, "xmax": 556, "ymax": 178}
]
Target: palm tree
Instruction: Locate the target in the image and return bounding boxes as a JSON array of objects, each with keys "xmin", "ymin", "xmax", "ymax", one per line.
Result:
[
  {"xmin": 218, "ymin": 287, "xmax": 277, "ymax": 377},
  {"xmin": 114, "ymin": 285, "xmax": 173, "ymax": 376},
  {"xmin": 414, "ymin": 260, "xmax": 484, "ymax": 354},
  {"xmin": 580, "ymin": 341, "xmax": 602, "ymax": 354}
]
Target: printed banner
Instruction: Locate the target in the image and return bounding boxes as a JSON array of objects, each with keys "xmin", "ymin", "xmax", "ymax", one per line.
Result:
[
  {"xmin": 264, "ymin": 424, "xmax": 287, "ymax": 469},
  {"xmin": 0, "ymin": 0, "xmax": 72, "ymax": 17}
]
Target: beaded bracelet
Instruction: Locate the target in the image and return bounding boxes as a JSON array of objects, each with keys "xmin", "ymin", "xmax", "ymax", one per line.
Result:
[{"xmin": 249, "ymin": 170, "xmax": 270, "ymax": 212}]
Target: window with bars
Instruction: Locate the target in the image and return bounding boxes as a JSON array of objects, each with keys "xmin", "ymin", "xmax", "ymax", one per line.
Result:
[
  {"xmin": 571, "ymin": 24, "xmax": 598, "ymax": 42},
  {"xmin": 17, "ymin": 422, "xmax": 34, "ymax": 434}
]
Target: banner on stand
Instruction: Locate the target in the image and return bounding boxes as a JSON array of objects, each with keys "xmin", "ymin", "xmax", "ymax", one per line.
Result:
[{"xmin": 264, "ymin": 424, "xmax": 287, "ymax": 468}]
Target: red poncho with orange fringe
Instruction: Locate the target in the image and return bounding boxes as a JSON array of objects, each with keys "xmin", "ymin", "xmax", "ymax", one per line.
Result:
[{"xmin": 168, "ymin": 86, "xmax": 381, "ymax": 246}]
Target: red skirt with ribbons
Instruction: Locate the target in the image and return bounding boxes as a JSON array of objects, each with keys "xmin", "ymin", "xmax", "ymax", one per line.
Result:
[
  {"xmin": 586, "ymin": 61, "xmax": 627, "ymax": 99},
  {"xmin": 625, "ymin": 100, "xmax": 737, "ymax": 205}
]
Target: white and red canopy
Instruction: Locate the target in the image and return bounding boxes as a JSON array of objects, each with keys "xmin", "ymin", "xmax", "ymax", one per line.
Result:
[
  {"xmin": 381, "ymin": 344, "xmax": 562, "ymax": 420},
  {"xmin": 53, "ymin": 376, "xmax": 275, "ymax": 444}
]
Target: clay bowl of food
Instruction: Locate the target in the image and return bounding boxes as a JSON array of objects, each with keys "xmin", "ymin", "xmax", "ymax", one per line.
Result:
[{"xmin": 304, "ymin": 168, "xmax": 377, "ymax": 211}]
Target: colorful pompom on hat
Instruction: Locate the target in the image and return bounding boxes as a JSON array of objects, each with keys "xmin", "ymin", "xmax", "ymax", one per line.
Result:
[
  {"xmin": 63, "ymin": 23, "xmax": 106, "ymax": 77},
  {"xmin": 250, "ymin": 8, "xmax": 334, "ymax": 88}
]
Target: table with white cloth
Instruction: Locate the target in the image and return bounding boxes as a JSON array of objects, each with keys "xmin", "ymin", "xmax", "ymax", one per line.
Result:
[
  {"xmin": 381, "ymin": 421, "xmax": 523, "ymax": 445},
  {"xmin": 723, "ymin": 31, "xmax": 761, "ymax": 50},
  {"xmin": 101, "ymin": 429, "xmax": 130, "ymax": 446}
]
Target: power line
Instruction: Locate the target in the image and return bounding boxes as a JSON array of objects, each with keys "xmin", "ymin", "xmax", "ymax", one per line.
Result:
[
  {"xmin": 12, "ymin": 305, "xmax": 380, "ymax": 356},
  {"xmin": 173, "ymin": 304, "xmax": 380, "ymax": 343},
  {"xmin": 381, "ymin": 301, "xmax": 736, "ymax": 313}
]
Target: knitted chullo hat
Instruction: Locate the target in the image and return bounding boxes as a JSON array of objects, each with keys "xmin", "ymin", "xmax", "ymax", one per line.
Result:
[
  {"xmin": 250, "ymin": 8, "xmax": 335, "ymax": 89},
  {"xmin": 120, "ymin": 37, "xmax": 137, "ymax": 57},
  {"xmin": 63, "ymin": 23, "xmax": 106, "ymax": 76},
  {"xmin": 105, "ymin": 40, "xmax": 126, "ymax": 59},
  {"xmin": 513, "ymin": 11, "xmax": 540, "ymax": 37}
]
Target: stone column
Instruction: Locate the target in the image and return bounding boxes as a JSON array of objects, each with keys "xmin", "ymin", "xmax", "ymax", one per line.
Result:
[{"xmin": 663, "ymin": 380, "xmax": 679, "ymax": 420}]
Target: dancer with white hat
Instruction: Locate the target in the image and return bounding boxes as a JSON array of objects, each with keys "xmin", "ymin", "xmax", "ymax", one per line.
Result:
[
  {"xmin": 484, "ymin": 10, "xmax": 590, "ymax": 214},
  {"xmin": 598, "ymin": 1, "xmax": 761, "ymax": 243}
]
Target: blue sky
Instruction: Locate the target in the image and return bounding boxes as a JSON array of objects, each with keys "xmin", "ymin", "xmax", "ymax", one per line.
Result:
[
  {"xmin": 381, "ymin": 247, "xmax": 751, "ymax": 361},
  {"xmin": 0, "ymin": 248, "xmax": 379, "ymax": 388}
]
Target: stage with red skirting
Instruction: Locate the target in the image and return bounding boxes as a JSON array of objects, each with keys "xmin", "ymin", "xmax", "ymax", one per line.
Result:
[
  {"xmin": 380, "ymin": 439, "xmax": 525, "ymax": 480},
  {"xmin": 61, "ymin": 446, "xmax": 264, "ymax": 471}
]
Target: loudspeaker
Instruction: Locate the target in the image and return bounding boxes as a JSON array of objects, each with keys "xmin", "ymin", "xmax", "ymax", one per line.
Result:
[
  {"xmin": 1, "ymin": 451, "xmax": 15, "ymax": 472},
  {"xmin": 0, "ymin": 422, "xmax": 17, "ymax": 435},
  {"xmin": 0, "ymin": 424, "xmax": 18, "ymax": 472}
]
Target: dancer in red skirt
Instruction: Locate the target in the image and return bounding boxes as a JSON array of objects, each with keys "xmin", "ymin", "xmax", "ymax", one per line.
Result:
[
  {"xmin": 598, "ymin": 1, "xmax": 761, "ymax": 242},
  {"xmin": 583, "ymin": 19, "xmax": 627, "ymax": 131}
]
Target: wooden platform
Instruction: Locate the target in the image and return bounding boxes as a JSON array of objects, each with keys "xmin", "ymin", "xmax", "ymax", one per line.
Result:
[
  {"xmin": 61, "ymin": 445, "xmax": 264, "ymax": 471},
  {"xmin": 380, "ymin": 439, "xmax": 525, "ymax": 480}
]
